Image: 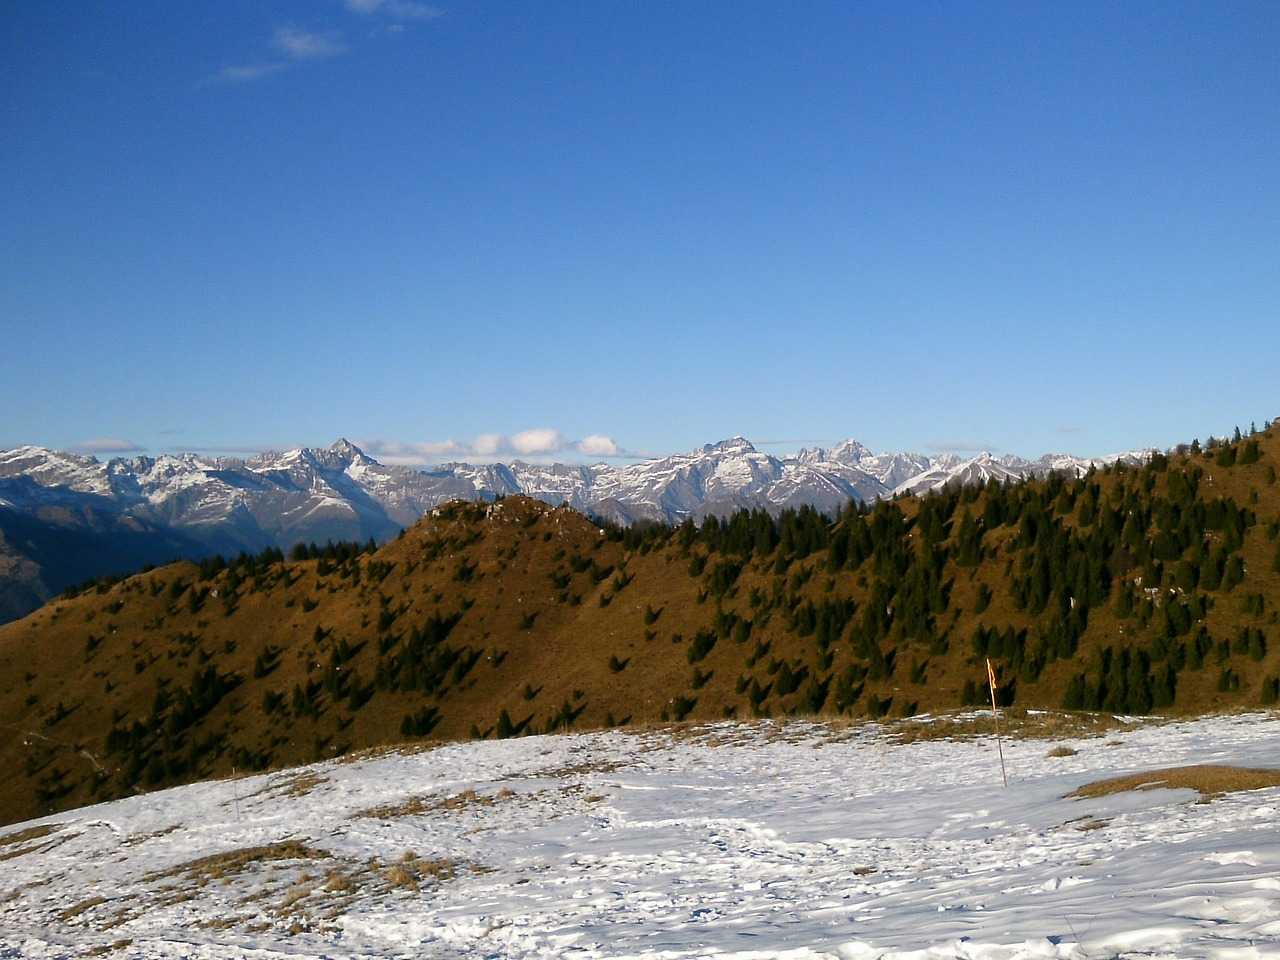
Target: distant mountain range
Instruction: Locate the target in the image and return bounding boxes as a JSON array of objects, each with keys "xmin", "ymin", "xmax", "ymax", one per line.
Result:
[{"xmin": 0, "ymin": 437, "xmax": 1146, "ymax": 623}]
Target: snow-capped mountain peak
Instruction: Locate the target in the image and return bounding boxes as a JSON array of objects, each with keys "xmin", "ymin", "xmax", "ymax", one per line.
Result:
[
  {"xmin": 703, "ymin": 437, "xmax": 757, "ymax": 456},
  {"xmin": 0, "ymin": 436, "xmax": 1148, "ymax": 534}
]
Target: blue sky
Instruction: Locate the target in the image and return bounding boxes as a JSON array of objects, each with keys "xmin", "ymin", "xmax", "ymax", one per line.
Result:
[{"xmin": 3, "ymin": 2, "xmax": 1277, "ymax": 466}]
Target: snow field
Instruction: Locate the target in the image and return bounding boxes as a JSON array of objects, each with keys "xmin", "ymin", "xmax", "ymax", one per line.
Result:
[{"xmin": 3, "ymin": 713, "xmax": 1280, "ymax": 959}]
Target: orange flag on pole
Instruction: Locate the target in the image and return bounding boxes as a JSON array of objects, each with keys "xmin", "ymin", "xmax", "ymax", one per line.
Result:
[{"xmin": 986, "ymin": 658, "xmax": 1008, "ymax": 787}]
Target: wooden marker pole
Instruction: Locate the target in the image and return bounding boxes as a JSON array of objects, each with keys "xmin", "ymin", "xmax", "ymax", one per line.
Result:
[{"xmin": 986, "ymin": 658, "xmax": 1008, "ymax": 788}]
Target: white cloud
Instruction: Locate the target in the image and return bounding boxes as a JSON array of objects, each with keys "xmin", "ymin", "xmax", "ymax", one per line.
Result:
[
  {"xmin": 512, "ymin": 429, "xmax": 566, "ymax": 456},
  {"xmin": 273, "ymin": 26, "xmax": 347, "ymax": 60},
  {"xmin": 211, "ymin": 27, "xmax": 346, "ymax": 84},
  {"xmin": 214, "ymin": 63, "xmax": 285, "ymax": 83},
  {"xmin": 185, "ymin": 445, "xmax": 278, "ymax": 456},
  {"xmin": 212, "ymin": 2, "xmax": 438, "ymax": 86},
  {"xmin": 357, "ymin": 430, "xmax": 635, "ymax": 466},
  {"xmin": 73, "ymin": 438, "xmax": 145, "ymax": 455},
  {"xmin": 925, "ymin": 441, "xmax": 1000, "ymax": 454},
  {"xmin": 573, "ymin": 435, "xmax": 620, "ymax": 457},
  {"xmin": 345, "ymin": 0, "xmax": 442, "ymax": 20},
  {"xmin": 351, "ymin": 439, "xmax": 464, "ymax": 461}
]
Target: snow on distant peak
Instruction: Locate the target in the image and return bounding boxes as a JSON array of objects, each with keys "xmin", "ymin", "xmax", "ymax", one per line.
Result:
[
  {"xmin": 0, "ymin": 445, "xmax": 114, "ymax": 496},
  {"xmin": 0, "ymin": 435, "xmax": 1163, "ymax": 550},
  {"xmin": 829, "ymin": 438, "xmax": 872, "ymax": 460},
  {"xmin": 329, "ymin": 438, "xmax": 367, "ymax": 460},
  {"xmin": 794, "ymin": 440, "xmax": 872, "ymax": 466},
  {"xmin": 703, "ymin": 437, "xmax": 757, "ymax": 456}
]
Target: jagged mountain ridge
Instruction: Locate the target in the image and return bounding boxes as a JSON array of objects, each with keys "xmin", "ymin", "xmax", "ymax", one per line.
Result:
[
  {"xmin": 1, "ymin": 437, "xmax": 1145, "ymax": 530},
  {"xmin": 441, "ymin": 436, "xmax": 1145, "ymax": 522},
  {"xmin": 0, "ymin": 437, "xmax": 1145, "ymax": 622}
]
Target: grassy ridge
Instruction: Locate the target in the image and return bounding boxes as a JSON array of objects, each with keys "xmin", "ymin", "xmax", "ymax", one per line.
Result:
[{"xmin": 3, "ymin": 428, "xmax": 1280, "ymax": 826}]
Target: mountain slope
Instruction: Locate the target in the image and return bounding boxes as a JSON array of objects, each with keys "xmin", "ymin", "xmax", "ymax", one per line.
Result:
[
  {"xmin": 1, "ymin": 426, "xmax": 1278, "ymax": 827},
  {"xmin": 0, "ymin": 441, "xmax": 478, "ymax": 621},
  {"xmin": 0, "ymin": 437, "xmax": 1144, "ymax": 623}
]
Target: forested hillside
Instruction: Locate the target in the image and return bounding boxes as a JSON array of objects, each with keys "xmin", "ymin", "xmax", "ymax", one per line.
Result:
[{"xmin": 2, "ymin": 426, "xmax": 1279, "ymax": 827}]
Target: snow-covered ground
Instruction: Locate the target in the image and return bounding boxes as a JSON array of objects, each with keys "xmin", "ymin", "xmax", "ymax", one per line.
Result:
[{"xmin": 4, "ymin": 713, "xmax": 1280, "ymax": 959}]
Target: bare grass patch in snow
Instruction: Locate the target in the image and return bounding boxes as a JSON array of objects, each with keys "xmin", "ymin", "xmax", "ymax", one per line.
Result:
[{"xmin": 1069, "ymin": 763, "xmax": 1280, "ymax": 800}]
